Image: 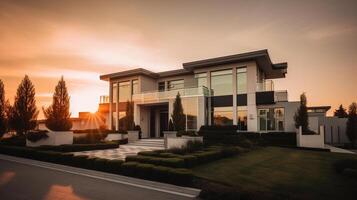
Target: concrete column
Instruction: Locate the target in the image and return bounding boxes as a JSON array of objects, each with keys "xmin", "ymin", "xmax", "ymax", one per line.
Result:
[
  {"xmin": 109, "ymin": 82, "xmax": 113, "ymax": 130},
  {"xmin": 247, "ymin": 63, "xmax": 258, "ymax": 132},
  {"xmin": 197, "ymin": 96, "xmax": 206, "ymax": 129},
  {"xmin": 116, "ymin": 84, "xmax": 119, "ymax": 131},
  {"xmin": 232, "ymin": 67, "xmax": 237, "ymax": 125}
]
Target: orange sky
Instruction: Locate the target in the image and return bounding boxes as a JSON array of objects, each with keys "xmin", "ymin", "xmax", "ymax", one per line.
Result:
[{"xmin": 0, "ymin": 0, "xmax": 356, "ymax": 119}]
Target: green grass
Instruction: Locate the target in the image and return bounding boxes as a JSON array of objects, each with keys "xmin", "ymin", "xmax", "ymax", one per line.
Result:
[{"xmin": 193, "ymin": 147, "xmax": 357, "ymax": 200}]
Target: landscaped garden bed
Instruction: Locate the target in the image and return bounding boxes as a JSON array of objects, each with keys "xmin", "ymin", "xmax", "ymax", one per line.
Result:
[
  {"xmin": 0, "ymin": 145, "xmax": 193, "ymax": 186},
  {"xmin": 127, "ymin": 145, "xmax": 243, "ymax": 168}
]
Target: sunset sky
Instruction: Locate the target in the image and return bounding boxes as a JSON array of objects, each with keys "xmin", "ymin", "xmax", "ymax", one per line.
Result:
[{"xmin": 0, "ymin": 0, "xmax": 356, "ymax": 119}]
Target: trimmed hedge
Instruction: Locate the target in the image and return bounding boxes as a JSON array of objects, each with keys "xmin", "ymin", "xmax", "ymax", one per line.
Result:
[
  {"xmin": 0, "ymin": 145, "xmax": 192, "ymax": 186},
  {"xmin": 26, "ymin": 130, "xmax": 49, "ymax": 142},
  {"xmin": 200, "ymin": 125, "xmax": 296, "ymax": 146},
  {"xmin": 132, "ymin": 146, "xmax": 240, "ymax": 168},
  {"xmin": 36, "ymin": 142, "xmax": 119, "ymax": 152},
  {"xmin": 126, "ymin": 155, "xmax": 186, "ymax": 168},
  {"xmin": 121, "ymin": 162, "xmax": 193, "ymax": 186},
  {"xmin": 0, "ymin": 135, "xmax": 26, "ymax": 146}
]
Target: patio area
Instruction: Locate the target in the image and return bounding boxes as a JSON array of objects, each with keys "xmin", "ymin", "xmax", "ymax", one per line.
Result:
[{"xmin": 74, "ymin": 139, "xmax": 164, "ymax": 160}]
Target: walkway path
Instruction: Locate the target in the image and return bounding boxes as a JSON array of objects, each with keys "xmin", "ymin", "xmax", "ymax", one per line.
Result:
[
  {"xmin": 74, "ymin": 139, "xmax": 164, "ymax": 160},
  {"xmin": 325, "ymin": 144, "xmax": 356, "ymax": 154}
]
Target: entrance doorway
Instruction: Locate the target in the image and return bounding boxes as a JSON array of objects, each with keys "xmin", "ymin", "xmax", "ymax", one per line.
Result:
[{"xmin": 148, "ymin": 105, "xmax": 168, "ymax": 138}]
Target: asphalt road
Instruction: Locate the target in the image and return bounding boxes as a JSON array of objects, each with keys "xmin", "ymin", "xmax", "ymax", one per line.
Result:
[{"xmin": 0, "ymin": 158, "xmax": 196, "ymax": 200}]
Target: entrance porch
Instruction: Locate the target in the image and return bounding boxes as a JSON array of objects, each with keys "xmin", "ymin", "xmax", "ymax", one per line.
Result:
[{"xmin": 135, "ymin": 103, "xmax": 169, "ymax": 138}]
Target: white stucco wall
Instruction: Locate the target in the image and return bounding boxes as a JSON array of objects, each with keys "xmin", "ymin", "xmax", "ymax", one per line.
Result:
[
  {"xmin": 296, "ymin": 126, "xmax": 325, "ymax": 149},
  {"xmin": 26, "ymin": 131, "xmax": 73, "ymax": 147}
]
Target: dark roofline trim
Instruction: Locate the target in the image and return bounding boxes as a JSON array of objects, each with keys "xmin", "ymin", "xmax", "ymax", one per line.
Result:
[{"xmin": 182, "ymin": 49, "xmax": 269, "ymax": 70}]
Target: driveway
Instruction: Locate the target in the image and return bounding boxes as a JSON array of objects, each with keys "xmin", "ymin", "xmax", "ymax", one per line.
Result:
[{"xmin": 0, "ymin": 154, "xmax": 199, "ymax": 200}]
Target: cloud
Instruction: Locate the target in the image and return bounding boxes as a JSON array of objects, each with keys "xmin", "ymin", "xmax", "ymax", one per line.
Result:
[{"xmin": 306, "ymin": 25, "xmax": 357, "ymax": 40}]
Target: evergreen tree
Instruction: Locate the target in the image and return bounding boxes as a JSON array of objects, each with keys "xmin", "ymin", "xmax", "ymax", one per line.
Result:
[
  {"xmin": 9, "ymin": 75, "xmax": 39, "ymax": 135},
  {"xmin": 294, "ymin": 93, "xmax": 309, "ymax": 132},
  {"xmin": 171, "ymin": 92, "xmax": 186, "ymax": 131},
  {"xmin": 43, "ymin": 76, "xmax": 72, "ymax": 131},
  {"xmin": 346, "ymin": 102, "xmax": 357, "ymax": 147},
  {"xmin": 334, "ymin": 104, "xmax": 348, "ymax": 118},
  {"xmin": 0, "ymin": 80, "xmax": 7, "ymax": 137},
  {"xmin": 125, "ymin": 100, "xmax": 134, "ymax": 130}
]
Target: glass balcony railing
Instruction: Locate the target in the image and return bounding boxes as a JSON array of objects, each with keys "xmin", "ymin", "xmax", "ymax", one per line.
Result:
[
  {"xmin": 132, "ymin": 86, "xmax": 211, "ymax": 103},
  {"xmin": 256, "ymin": 80, "xmax": 274, "ymax": 92},
  {"xmin": 99, "ymin": 95, "xmax": 110, "ymax": 104}
]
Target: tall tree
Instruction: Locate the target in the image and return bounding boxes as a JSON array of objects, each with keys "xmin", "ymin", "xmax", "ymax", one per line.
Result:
[
  {"xmin": 0, "ymin": 80, "xmax": 7, "ymax": 137},
  {"xmin": 125, "ymin": 100, "xmax": 134, "ymax": 130},
  {"xmin": 294, "ymin": 93, "xmax": 309, "ymax": 132},
  {"xmin": 171, "ymin": 92, "xmax": 186, "ymax": 131},
  {"xmin": 346, "ymin": 102, "xmax": 357, "ymax": 147},
  {"xmin": 43, "ymin": 76, "xmax": 72, "ymax": 131},
  {"xmin": 9, "ymin": 75, "xmax": 39, "ymax": 135},
  {"xmin": 334, "ymin": 104, "xmax": 348, "ymax": 118}
]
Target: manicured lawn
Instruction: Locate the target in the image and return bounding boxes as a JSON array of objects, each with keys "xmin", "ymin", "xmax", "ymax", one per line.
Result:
[{"xmin": 193, "ymin": 147, "xmax": 357, "ymax": 200}]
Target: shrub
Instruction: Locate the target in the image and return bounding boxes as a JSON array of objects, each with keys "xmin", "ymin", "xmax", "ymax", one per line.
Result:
[
  {"xmin": 73, "ymin": 131, "xmax": 109, "ymax": 144},
  {"xmin": 121, "ymin": 162, "xmax": 193, "ymax": 186},
  {"xmin": 126, "ymin": 155, "xmax": 186, "ymax": 168},
  {"xmin": 0, "ymin": 134, "xmax": 26, "ymax": 146},
  {"xmin": 106, "ymin": 160, "xmax": 124, "ymax": 174},
  {"xmin": 26, "ymin": 130, "xmax": 49, "ymax": 142}
]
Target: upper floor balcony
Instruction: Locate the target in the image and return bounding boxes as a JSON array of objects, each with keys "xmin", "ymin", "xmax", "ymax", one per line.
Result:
[
  {"xmin": 132, "ymin": 86, "xmax": 211, "ymax": 104},
  {"xmin": 256, "ymin": 80, "xmax": 288, "ymax": 103}
]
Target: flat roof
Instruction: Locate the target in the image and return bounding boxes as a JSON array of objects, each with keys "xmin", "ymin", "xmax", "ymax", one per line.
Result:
[
  {"xmin": 100, "ymin": 49, "xmax": 287, "ymax": 81},
  {"xmin": 308, "ymin": 106, "xmax": 331, "ymax": 112},
  {"xmin": 183, "ymin": 49, "xmax": 287, "ymax": 79}
]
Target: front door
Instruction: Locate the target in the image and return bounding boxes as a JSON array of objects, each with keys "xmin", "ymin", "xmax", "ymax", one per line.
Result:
[
  {"xmin": 159, "ymin": 110, "xmax": 168, "ymax": 137},
  {"xmin": 150, "ymin": 109, "xmax": 156, "ymax": 138}
]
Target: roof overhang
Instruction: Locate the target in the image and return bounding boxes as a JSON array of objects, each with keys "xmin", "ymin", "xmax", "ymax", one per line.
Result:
[
  {"xmin": 100, "ymin": 68, "xmax": 159, "ymax": 81},
  {"xmin": 182, "ymin": 49, "xmax": 287, "ymax": 79}
]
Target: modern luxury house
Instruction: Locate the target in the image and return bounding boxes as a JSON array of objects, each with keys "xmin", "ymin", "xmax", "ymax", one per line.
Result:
[{"xmin": 99, "ymin": 50, "xmax": 304, "ymax": 138}]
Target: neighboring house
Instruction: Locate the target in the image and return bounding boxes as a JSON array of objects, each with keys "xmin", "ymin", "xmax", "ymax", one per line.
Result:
[
  {"xmin": 37, "ymin": 112, "xmax": 106, "ymax": 130},
  {"xmin": 100, "ymin": 49, "xmax": 303, "ymax": 138}
]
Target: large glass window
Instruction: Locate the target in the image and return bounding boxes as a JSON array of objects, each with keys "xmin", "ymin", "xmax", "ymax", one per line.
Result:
[
  {"xmin": 119, "ymin": 81, "xmax": 131, "ymax": 102},
  {"xmin": 237, "ymin": 67, "xmax": 247, "ymax": 94},
  {"xmin": 258, "ymin": 108, "xmax": 285, "ymax": 131},
  {"xmin": 237, "ymin": 106, "xmax": 247, "ymax": 131},
  {"xmin": 132, "ymin": 79, "xmax": 139, "ymax": 94},
  {"xmin": 213, "ymin": 107, "xmax": 233, "ymax": 126},
  {"xmin": 275, "ymin": 108, "xmax": 285, "ymax": 131},
  {"xmin": 211, "ymin": 69, "xmax": 232, "ymax": 96},
  {"xmin": 183, "ymin": 97, "xmax": 198, "ymax": 131},
  {"xmin": 118, "ymin": 111, "xmax": 126, "ymax": 131},
  {"xmin": 168, "ymin": 79, "xmax": 184, "ymax": 90},
  {"xmin": 195, "ymin": 73, "xmax": 207, "ymax": 88}
]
